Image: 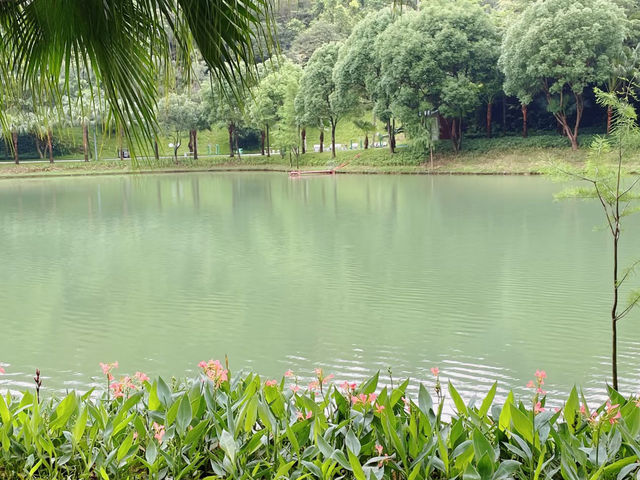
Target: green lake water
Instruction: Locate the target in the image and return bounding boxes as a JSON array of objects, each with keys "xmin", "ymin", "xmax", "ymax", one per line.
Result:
[{"xmin": 1, "ymin": 172, "xmax": 639, "ymax": 403}]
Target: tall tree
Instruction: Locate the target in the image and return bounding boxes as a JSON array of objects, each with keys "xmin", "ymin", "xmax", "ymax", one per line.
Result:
[
  {"xmin": 334, "ymin": 9, "xmax": 396, "ymax": 152},
  {"xmin": 375, "ymin": 0, "xmax": 500, "ymax": 152},
  {"xmin": 499, "ymin": 0, "xmax": 627, "ymax": 150},
  {"xmin": 296, "ymin": 42, "xmax": 353, "ymax": 158}
]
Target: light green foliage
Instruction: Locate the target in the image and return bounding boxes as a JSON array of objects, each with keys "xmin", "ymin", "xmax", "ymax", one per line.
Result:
[
  {"xmin": 297, "ymin": 42, "xmax": 354, "ymax": 157},
  {"xmin": 157, "ymin": 91, "xmax": 208, "ymax": 158},
  {"xmin": 375, "ymin": 0, "xmax": 500, "ymax": 152},
  {"xmin": 0, "ymin": 368, "xmax": 639, "ymax": 479},
  {"xmin": 334, "ymin": 9, "xmax": 395, "ymax": 112},
  {"xmin": 288, "ymin": 20, "xmax": 347, "ymax": 65},
  {"xmin": 555, "ymin": 88, "xmax": 640, "ymax": 389},
  {"xmin": 500, "ymin": 0, "xmax": 627, "ymax": 148},
  {"xmin": 269, "ymin": 64, "xmax": 304, "ymax": 164}
]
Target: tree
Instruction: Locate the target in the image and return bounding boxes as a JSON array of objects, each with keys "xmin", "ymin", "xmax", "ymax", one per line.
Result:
[
  {"xmin": 158, "ymin": 92, "xmax": 208, "ymax": 162},
  {"xmin": 375, "ymin": 0, "xmax": 500, "ymax": 152},
  {"xmin": 288, "ymin": 20, "xmax": 346, "ymax": 65},
  {"xmin": 0, "ymin": 0, "xmax": 274, "ymax": 151},
  {"xmin": 297, "ymin": 42, "xmax": 353, "ymax": 158},
  {"xmin": 249, "ymin": 62, "xmax": 302, "ymax": 157},
  {"xmin": 205, "ymin": 83, "xmax": 246, "ymax": 158},
  {"xmin": 557, "ymin": 88, "xmax": 640, "ymax": 390},
  {"xmin": 334, "ymin": 9, "xmax": 397, "ymax": 152},
  {"xmin": 500, "ymin": 0, "xmax": 627, "ymax": 150},
  {"xmin": 353, "ymin": 119, "xmax": 374, "ymax": 149},
  {"xmin": 272, "ymin": 67, "xmax": 304, "ymax": 168}
]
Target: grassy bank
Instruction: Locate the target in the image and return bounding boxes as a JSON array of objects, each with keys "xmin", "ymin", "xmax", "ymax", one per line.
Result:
[{"xmin": 0, "ymin": 133, "xmax": 620, "ymax": 178}]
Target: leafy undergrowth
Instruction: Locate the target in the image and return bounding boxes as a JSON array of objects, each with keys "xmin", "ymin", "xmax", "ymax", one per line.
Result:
[{"xmin": 0, "ymin": 363, "xmax": 639, "ymax": 479}]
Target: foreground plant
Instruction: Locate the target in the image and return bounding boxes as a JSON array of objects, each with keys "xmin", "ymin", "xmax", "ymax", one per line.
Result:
[{"xmin": 0, "ymin": 364, "xmax": 640, "ymax": 479}]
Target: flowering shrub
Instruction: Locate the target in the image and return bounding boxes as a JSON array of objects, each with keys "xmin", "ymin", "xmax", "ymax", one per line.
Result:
[{"xmin": 0, "ymin": 364, "xmax": 639, "ymax": 479}]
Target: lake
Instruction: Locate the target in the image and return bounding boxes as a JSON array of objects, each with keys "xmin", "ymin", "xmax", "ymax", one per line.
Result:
[{"xmin": 1, "ymin": 172, "xmax": 639, "ymax": 404}]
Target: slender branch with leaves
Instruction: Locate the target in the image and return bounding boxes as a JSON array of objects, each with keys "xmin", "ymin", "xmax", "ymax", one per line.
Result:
[{"xmin": 555, "ymin": 86, "xmax": 640, "ymax": 390}]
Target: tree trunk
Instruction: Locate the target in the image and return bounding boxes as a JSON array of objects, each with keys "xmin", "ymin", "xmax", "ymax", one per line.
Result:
[
  {"xmin": 228, "ymin": 124, "xmax": 234, "ymax": 157},
  {"xmin": 612, "ymin": 227, "xmax": 619, "ymax": 390},
  {"xmin": 260, "ymin": 130, "xmax": 265, "ymax": 155},
  {"xmin": 391, "ymin": 119, "xmax": 396, "ymax": 152},
  {"xmin": 331, "ymin": 121, "xmax": 336, "ymax": 158},
  {"xmin": 154, "ymin": 139, "xmax": 159, "ymax": 161},
  {"xmin": 35, "ymin": 136, "xmax": 44, "ymax": 159},
  {"xmin": 450, "ymin": 118, "xmax": 462, "ymax": 153},
  {"xmin": 319, "ymin": 131, "xmax": 324, "ymax": 153},
  {"xmin": 83, "ymin": 121, "xmax": 89, "ymax": 162},
  {"xmin": 607, "ymin": 106, "xmax": 613, "ymax": 135},
  {"xmin": 118, "ymin": 128, "xmax": 124, "ymax": 161},
  {"xmin": 235, "ymin": 129, "xmax": 240, "ymax": 160},
  {"xmin": 502, "ymin": 97, "xmax": 507, "ymax": 135},
  {"xmin": 486, "ymin": 102, "xmax": 493, "ymax": 138},
  {"xmin": 301, "ymin": 128, "xmax": 306, "ymax": 154},
  {"xmin": 191, "ymin": 129, "xmax": 198, "ymax": 160},
  {"xmin": 364, "ymin": 134, "xmax": 368, "ymax": 149},
  {"xmin": 266, "ymin": 123, "xmax": 270, "ymax": 157},
  {"xmin": 387, "ymin": 119, "xmax": 395, "ymax": 154},
  {"xmin": 47, "ymin": 129, "xmax": 53, "ymax": 163},
  {"xmin": 521, "ymin": 103, "xmax": 528, "ymax": 138},
  {"xmin": 12, "ymin": 131, "xmax": 18, "ymax": 164}
]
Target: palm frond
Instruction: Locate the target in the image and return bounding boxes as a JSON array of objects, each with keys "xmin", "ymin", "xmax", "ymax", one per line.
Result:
[{"xmin": 0, "ymin": 0, "xmax": 275, "ymax": 156}]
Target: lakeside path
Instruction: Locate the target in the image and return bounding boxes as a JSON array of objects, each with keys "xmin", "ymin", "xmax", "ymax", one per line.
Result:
[{"xmin": 0, "ymin": 147, "xmax": 612, "ymax": 179}]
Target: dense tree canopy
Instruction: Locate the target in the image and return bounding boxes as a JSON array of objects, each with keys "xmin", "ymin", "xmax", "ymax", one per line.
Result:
[
  {"xmin": 376, "ymin": 0, "xmax": 500, "ymax": 151},
  {"xmin": 499, "ymin": 0, "xmax": 628, "ymax": 149}
]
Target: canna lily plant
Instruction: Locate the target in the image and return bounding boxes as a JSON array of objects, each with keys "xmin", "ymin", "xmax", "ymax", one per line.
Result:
[{"xmin": 0, "ymin": 362, "xmax": 639, "ymax": 479}]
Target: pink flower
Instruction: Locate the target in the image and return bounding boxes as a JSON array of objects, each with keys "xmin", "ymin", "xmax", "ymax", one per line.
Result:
[
  {"xmin": 535, "ymin": 370, "xmax": 547, "ymax": 383},
  {"xmin": 265, "ymin": 379, "xmax": 278, "ymax": 387},
  {"xmin": 296, "ymin": 410, "xmax": 312, "ymax": 421},
  {"xmin": 152, "ymin": 422, "xmax": 165, "ymax": 443},
  {"xmin": 340, "ymin": 381, "xmax": 357, "ymax": 392},
  {"xmin": 580, "ymin": 404, "xmax": 587, "ymax": 415},
  {"xmin": 375, "ymin": 404, "xmax": 385, "ymax": 414},
  {"xmin": 526, "ymin": 380, "xmax": 535, "ymax": 389},
  {"xmin": 0, "ymin": 366, "xmax": 4, "ymax": 375},
  {"xmin": 134, "ymin": 372, "xmax": 149, "ymax": 383},
  {"xmin": 290, "ymin": 384, "xmax": 301, "ymax": 394},
  {"xmin": 322, "ymin": 374, "xmax": 335, "ymax": 385},
  {"xmin": 430, "ymin": 367, "xmax": 439, "ymax": 377},
  {"xmin": 110, "ymin": 381, "xmax": 125, "ymax": 398},
  {"xmin": 308, "ymin": 381, "xmax": 319, "ymax": 391},
  {"xmin": 368, "ymin": 393, "xmax": 378, "ymax": 404},
  {"xmin": 351, "ymin": 393, "xmax": 368, "ymax": 405},
  {"xmin": 284, "ymin": 370, "xmax": 294, "ymax": 378},
  {"xmin": 198, "ymin": 360, "xmax": 228, "ymax": 388},
  {"xmin": 606, "ymin": 401, "xmax": 621, "ymax": 425},
  {"xmin": 534, "ymin": 402, "xmax": 545, "ymax": 414},
  {"xmin": 536, "ymin": 387, "xmax": 547, "ymax": 395},
  {"xmin": 375, "ymin": 444, "xmax": 383, "ymax": 456},
  {"xmin": 314, "ymin": 368, "xmax": 323, "ymax": 376},
  {"xmin": 100, "ymin": 362, "xmax": 118, "ymax": 377}
]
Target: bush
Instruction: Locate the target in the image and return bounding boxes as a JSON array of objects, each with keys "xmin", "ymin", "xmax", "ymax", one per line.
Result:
[{"xmin": 0, "ymin": 364, "xmax": 638, "ymax": 479}]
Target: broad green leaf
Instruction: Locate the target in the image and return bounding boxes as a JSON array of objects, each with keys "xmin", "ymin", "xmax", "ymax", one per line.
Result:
[
  {"xmin": 478, "ymin": 382, "xmax": 497, "ymax": 418},
  {"xmin": 176, "ymin": 394, "xmax": 193, "ymax": 434},
  {"xmin": 498, "ymin": 391, "xmax": 514, "ymax": 433},
  {"xmin": 509, "ymin": 403, "xmax": 534, "ymax": 444},
  {"xmin": 146, "ymin": 440, "xmax": 157, "ymax": 465},
  {"xmin": 449, "ymin": 382, "xmax": 468, "ymax": 416},
  {"xmin": 220, "ymin": 429, "xmax": 237, "ymax": 463},
  {"xmin": 345, "ymin": 429, "xmax": 361, "ymax": 456},
  {"xmin": 564, "ymin": 386, "xmax": 579, "ymax": 434},
  {"xmin": 348, "ymin": 450, "xmax": 366, "ymax": 480}
]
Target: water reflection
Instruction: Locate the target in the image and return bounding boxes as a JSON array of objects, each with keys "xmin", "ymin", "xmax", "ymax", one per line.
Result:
[{"xmin": 0, "ymin": 173, "xmax": 639, "ymax": 405}]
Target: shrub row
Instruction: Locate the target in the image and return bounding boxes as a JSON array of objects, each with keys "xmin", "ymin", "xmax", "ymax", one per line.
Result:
[{"xmin": 0, "ymin": 363, "xmax": 638, "ymax": 479}]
